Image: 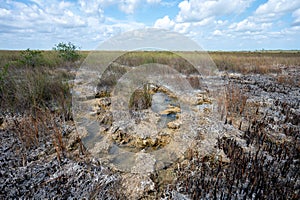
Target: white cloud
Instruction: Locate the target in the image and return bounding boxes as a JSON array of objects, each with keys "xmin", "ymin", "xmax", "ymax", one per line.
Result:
[
  {"xmin": 222, "ymin": 0, "xmax": 300, "ymax": 42},
  {"xmin": 253, "ymin": 0, "xmax": 300, "ymax": 24},
  {"xmin": 0, "ymin": 8, "xmax": 11, "ymax": 17},
  {"xmin": 214, "ymin": 20, "xmax": 227, "ymax": 25},
  {"xmin": 52, "ymin": 10, "xmax": 86, "ymax": 28},
  {"xmin": 174, "ymin": 22, "xmax": 190, "ymax": 34},
  {"xmin": 0, "ymin": 0, "xmax": 299, "ymax": 50},
  {"xmin": 146, "ymin": 0, "xmax": 161, "ymax": 3},
  {"xmin": 255, "ymin": 0, "xmax": 300, "ymax": 15},
  {"xmin": 119, "ymin": 0, "xmax": 141, "ymax": 14},
  {"xmin": 292, "ymin": 8, "xmax": 300, "ymax": 26},
  {"xmin": 79, "ymin": 0, "xmax": 138, "ymax": 14},
  {"xmin": 193, "ymin": 17, "xmax": 214, "ymax": 26},
  {"xmin": 154, "ymin": 14, "xmax": 215, "ymax": 36},
  {"xmin": 0, "ymin": 0, "xmax": 147, "ymax": 49},
  {"xmin": 115, "ymin": 0, "xmax": 161, "ymax": 15},
  {"xmin": 229, "ymin": 18, "xmax": 272, "ymax": 32},
  {"xmin": 213, "ymin": 30, "xmax": 222, "ymax": 36},
  {"xmin": 176, "ymin": 0, "xmax": 254, "ymax": 22},
  {"xmin": 154, "ymin": 15, "xmax": 175, "ymax": 29},
  {"xmin": 79, "ymin": 0, "xmax": 103, "ymax": 14}
]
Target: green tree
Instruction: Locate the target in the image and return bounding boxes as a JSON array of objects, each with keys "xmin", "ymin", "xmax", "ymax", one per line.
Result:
[
  {"xmin": 20, "ymin": 48, "xmax": 43, "ymax": 67},
  {"xmin": 53, "ymin": 42, "xmax": 80, "ymax": 62}
]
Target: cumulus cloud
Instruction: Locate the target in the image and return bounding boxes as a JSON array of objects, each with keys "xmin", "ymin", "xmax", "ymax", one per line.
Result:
[
  {"xmin": 174, "ymin": 22, "xmax": 191, "ymax": 34},
  {"xmin": 0, "ymin": 0, "xmax": 299, "ymax": 50},
  {"xmin": 212, "ymin": 30, "xmax": 222, "ymax": 36},
  {"xmin": 176, "ymin": 0, "xmax": 254, "ymax": 22},
  {"xmin": 292, "ymin": 8, "xmax": 300, "ymax": 26},
  {"xmin": 116, "ymin": 0, "xmax": 161, "ymax": 14},
  {"xmin": 255, "ymin": 0, "xmax": 300, "ymax": 15},
  {"xmin": 119, "ymin": 0, "xmax": 140, "ymax": 14},
  {"xmin": 0, "ymin": 0, "xmax": 161, "ymax": 34},
  {"xmin": 253, "ymin": 0, "xmax": 300, "ymax": 24},
  {"xmin": 223, "ymin": 0, "xmax": 300, "ymax": 41},
  {"xmin": 229, "ymin": 18, "xmax": 272, "ymax": 32},
  {"xmin": 154, "ymin": 15, "xmax": 193, "ymax": 34},
  {"xmin": 79, "ymin": 0, "xmax": 106, "ymax": 16},
  {"xmin": 0, "ymin": 1, "xmax": 87, "ymax": 30},
  {"xmin": 154, "ymin": 15, "xmax": 175, "ymax": 29},
  {"xmin": 146, "ymin": 0, "xmax": 161, "ymax": 3},
  {"xmin": 0, "ymin": 8, "xmax": 11, "ymax": 17},
  {"xmin": 0, "ymin": 0, "xmax": 149, "ymax": 49}
]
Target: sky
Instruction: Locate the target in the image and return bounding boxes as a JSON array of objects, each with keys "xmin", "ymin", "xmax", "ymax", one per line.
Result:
[{"xmin": 0, "ymin": 0, "xmax": 300, "ymax": 51}]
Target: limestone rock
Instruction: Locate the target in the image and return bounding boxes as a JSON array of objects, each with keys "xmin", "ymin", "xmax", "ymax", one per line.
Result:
[
  {"xmin": 167, "ymin": 120, "xmax": 181, "ymax": 129},
  {"xmin": 131, "ymin": 152, "xmax": 156, "ymax": 173},
  {"xmin": 156, "ymin": 86, "xmax": 177, "ymax": 99},
  {"xmin": 121, "ymin": 174, "xmax": 155, "ymax": 199},
  {"xmin": 195, "ymin": 93, "xmax": 212, "ymax": 105},
  {"xmin": 160, "ymin": 105, "xmax": 181, "ymax": 115}
]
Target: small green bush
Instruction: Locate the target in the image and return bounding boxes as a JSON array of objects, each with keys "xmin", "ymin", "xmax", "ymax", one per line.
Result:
[
  {"xmin": 20, "ymin": 48, "xmax": 43, "ymax": 67},
  {"xmin": 53, "ymin": 42, "xmax": 80, "ymax": 62}
]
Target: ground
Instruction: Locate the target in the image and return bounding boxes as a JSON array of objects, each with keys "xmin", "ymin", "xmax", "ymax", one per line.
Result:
[{"xmin": 0, "ymin": 51, "xmax": 299, "ymax": 199}]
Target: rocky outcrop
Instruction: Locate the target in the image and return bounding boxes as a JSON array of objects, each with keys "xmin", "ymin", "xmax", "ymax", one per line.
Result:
[
  {"xmin": 167, "ymin": 120, "xmax": 181, "ymax": 129},
  {"xmin": 195, "ymin": 93, "xmax": 212, "ymax": 105},
  {"xmin": 121, "ymin": 174, "xmax": 155, "ymax": 199},
  {"xmin": 160, "ymin": 105, "xmax": 181, "ymax": 115}
]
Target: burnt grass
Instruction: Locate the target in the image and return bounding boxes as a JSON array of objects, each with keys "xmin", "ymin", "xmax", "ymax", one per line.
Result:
[
  {"xmin": 171, "ymin": 121, "xmax": 299, "ymax": 199},
  {"xmin": 0, "ymin": 114, "xmax": 125, "ymax": 199},
  {"xmin": 163, "ymin": 70, "xmax": 300, "ymax": 199}
]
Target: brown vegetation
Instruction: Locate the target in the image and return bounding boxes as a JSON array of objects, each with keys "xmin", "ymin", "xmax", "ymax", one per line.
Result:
[{"xmin": 210, "ymin": 51, "xmax": 300, "ymax": 74}]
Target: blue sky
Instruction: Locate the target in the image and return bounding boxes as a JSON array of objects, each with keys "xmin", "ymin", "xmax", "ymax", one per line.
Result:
[{"xmin": 0, "ymin": 0, "xmax": 300, "ymax": 50}]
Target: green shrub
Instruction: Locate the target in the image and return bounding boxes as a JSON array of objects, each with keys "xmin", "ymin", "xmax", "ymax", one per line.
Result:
[
  {"xmin": 53, "ymin": 42, "xmax": 80, "ymax": 62},
  {"xmin": 20, "ymin": 48, "xmax": 43, "ymax": 67}
]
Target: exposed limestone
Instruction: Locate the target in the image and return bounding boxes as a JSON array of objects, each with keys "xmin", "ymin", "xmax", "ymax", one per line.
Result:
[
  {"xmin": 109, "ymin": 110, "xmax": 174, "ymax": 151},
  {"xmin": 160, "ymin": 105, "xmax": 181, "ymax": 115},
  {"xmin": 131, "ymin": 152, "xmax": 156, "ymax": 173},
  {"xmin": 195, "ymin": 93, "xmax": 212, "ymax": 105},
  {"xmin": 156, "ymin": 86, "xmax": 177, "ymax": 99},
  {"xmin": 121, "ymin": 174, "xmax": 155, "ymax": 199},
  {"xmin": 167, "ymin": 120, "xmax": 181, "ymax": 129}
]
